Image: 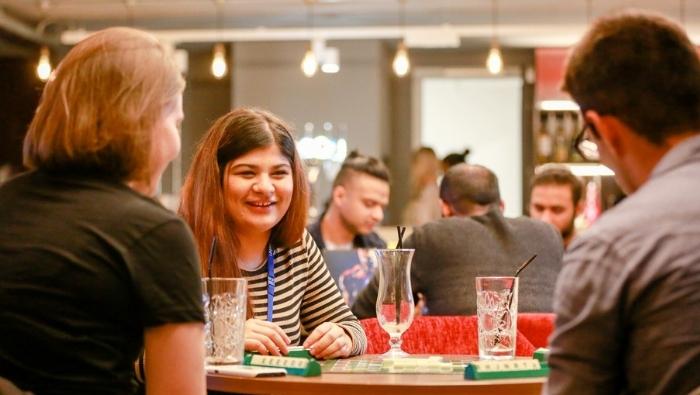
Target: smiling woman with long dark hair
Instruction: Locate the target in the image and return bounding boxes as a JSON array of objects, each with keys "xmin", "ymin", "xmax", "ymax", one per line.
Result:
[{"xmin": 180, "ymin": 107, "xmax": 366, "ymax": 360}]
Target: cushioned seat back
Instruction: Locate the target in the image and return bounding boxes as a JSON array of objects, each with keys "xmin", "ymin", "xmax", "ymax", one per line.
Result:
[
  {"xmin": 361, "ymin": 315, "xmax": 536, "ymax": 356},
  {"xmin": 517, "ymin": 313, "xmax": 555, "ymax": 349}
]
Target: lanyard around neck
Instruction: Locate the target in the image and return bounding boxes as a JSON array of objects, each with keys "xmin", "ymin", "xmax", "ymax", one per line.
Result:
[{"xmin": 266, "ymin": 245, "xmax": 275, "ymax": 322}]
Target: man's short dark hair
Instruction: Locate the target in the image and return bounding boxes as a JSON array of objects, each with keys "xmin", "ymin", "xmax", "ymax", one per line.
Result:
[
  {"xmin": 439, "ymin": 164, "xmax": 500, "ymax": 215},
  {"xmin": 442, "ymin": 149, "xmax": 470, "ymax": 169},
  {"xmin": 531, "ymin": 165, "xmax": 583, "ymax": 206},
  {"xmin": 332, "ymin": 151, "xmax": 390, "ymax": 188},
  {"xmin": 563, "ymin": 11, "xmax": 700, "ymax": 145}
]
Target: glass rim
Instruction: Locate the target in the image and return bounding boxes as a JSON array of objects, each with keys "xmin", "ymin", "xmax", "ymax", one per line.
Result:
[
  {"xmin": 475, "ymin": 276, "xmax": 518, "ymax": 280},
  {"xmin": 201, "ymin": 277, "xmax": 247, "ymax": 282}
]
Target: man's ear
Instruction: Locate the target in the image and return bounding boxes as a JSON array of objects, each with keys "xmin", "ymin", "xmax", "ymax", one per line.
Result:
[
  {"xmin": 498, "ymin": 200, "xmax": 505, "ymax": 213},
  {"xmin": 332, "ymin": 185, "xmax": 346, "ymax": 205},
  {"xmin": 575, "ymin": 199, "xmax": 585, "ymax": 216},
  {"xmin": 586, "ymin": 111, "xmax": 626, "ymax": 159},
  {"xmin": 440, "ymin": 199, "xmax": 452, "ymax": 218}
]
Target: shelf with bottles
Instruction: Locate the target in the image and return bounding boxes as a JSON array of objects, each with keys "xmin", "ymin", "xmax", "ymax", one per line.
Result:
[{"xmin": 534, "ymin": 108, "xmax": 585, "ymax": 165}]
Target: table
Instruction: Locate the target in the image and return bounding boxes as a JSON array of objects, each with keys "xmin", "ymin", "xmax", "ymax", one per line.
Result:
[{"xmin": 207, "ymin": 355, "xmax": 546, "ymax": 395}]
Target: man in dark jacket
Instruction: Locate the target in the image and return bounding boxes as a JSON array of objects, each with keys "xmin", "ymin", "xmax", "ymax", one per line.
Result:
[
  {"xmin": 352, "ymin": 163, "xmax": 563, "ymax": 318},
  {"xmin": 308, "ymin": 151, "xmax": 389, "ymax": 250}
]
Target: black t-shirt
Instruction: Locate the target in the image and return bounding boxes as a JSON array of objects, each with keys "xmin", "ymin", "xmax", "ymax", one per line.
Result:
[{"xmin": 0, "ymin": 171, "xmax": 204, "ymax": 395}]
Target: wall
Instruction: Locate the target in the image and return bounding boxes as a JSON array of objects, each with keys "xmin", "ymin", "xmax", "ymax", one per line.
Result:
[
  {"xmin": 232, "ymin": 40, "xmax": 391, "ymax": 218},
  {"xmin": 160, "ymin": 42, "xmax": 232, "ymax": 198},
  {"xmin": 389, "ymin": 46, "xmax": 535, "ymax": 220},
  {"xmin": 0, "ymin": 58, "xmax": 42, "ymax": 179}
]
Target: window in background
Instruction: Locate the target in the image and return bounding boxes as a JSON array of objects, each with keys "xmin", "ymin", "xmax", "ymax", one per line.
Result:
[{"xmin": 417, "ymin": 73, "xmax": 523, "ymax": 216}]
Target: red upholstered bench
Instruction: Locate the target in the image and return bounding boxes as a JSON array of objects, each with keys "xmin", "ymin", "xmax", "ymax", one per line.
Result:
[
  {"xmin": 517, "ymin": 313, "xmax": 555, "ymax": 348},
  {"xmin": 360, "ymin": 314, "xmax": 554, "ymax": 356}
]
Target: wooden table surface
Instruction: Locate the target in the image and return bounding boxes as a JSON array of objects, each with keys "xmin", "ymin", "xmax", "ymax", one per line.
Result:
[{"xmin": 207, "ymin": 355, "xmax": 546, "ymax": 395}]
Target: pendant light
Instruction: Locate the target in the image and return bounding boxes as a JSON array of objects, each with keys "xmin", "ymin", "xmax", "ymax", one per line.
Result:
[
  {"xmin": 211, "ymin": 0, "xmax": 227, "ymax": 79},
  {"xmin": 301, "ymin": 0, "xmax": 318, "ymax": 77},
  {"xmin": 36, "ymin": 46, "xmax": 52, "ymax": 82},
  {"xmin": 486, "ymin": 0, "xmax": 503, "ymax": 75},
  {"xmin": 211, "ymin": 43, "xmax": 227, "ymax": 79},
  {"xmin": 392, "ymin": 0, "xmax": 410, "ymax": 77},
  {"xmin": 36, "ymin": 2, "xmax": 52, "ymax": 82}
]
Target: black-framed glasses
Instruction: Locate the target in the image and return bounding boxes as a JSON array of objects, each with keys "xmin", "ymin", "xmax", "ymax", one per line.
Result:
[{"xmin": 573, "ymin": 122, "xmax": 600, "ymax": 161}]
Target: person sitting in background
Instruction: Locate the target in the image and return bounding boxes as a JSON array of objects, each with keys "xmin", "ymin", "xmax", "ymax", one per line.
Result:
[
  {"xmin": 352, "ymin": 164, "xmax": 563, "ymax": 319},
  {"xmin": 546, "ymin": 11, "xmax": 700, "ymax": 395},
  {"xmin": 402, "ymin": 146, "xmax": 442, "ymax": 226},
  {"xmin": 0, "ymin": 27, "xmax": 205, "ymax": 395},
  {"xmin": 180, "ymin": 108, "xmax": 366, "ymax": 360},
  {"xmin": 528, "ymin": 164, "xmax": 584, "ymax": 248},
  {"xmin": 441, "ymin": 149, "xmax": 470, "ymax": 173},
  {"xmin": 308, "ymin": 151, "xmax": 390, "ymax": 250}
]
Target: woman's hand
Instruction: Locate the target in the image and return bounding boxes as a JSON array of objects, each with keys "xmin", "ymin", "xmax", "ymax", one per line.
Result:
[
  {"xmin": 303, "ymin": 322, "xmax": 353, "ymax": 360},
  {"xmin": 244, "ymin": 318, "xmax": 290, "ymax": 356}
]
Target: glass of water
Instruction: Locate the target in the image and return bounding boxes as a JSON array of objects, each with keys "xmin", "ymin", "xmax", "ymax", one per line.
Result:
[
  {"xmin": 475, "ymin": 276, "xmax": 518, "ymax": 360},
  {"xmin": 202, "ymin": 277, "xmax": 247, "ymax": 365},
  {"xmin": 375, "ymin": 249, "xmax": 415, "ymax": 358}
]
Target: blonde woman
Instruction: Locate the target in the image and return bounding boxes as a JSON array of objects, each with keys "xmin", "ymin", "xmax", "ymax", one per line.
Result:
[{"xmin": 0, "ymin": 28, "xmax": 205, "ymax": 395}]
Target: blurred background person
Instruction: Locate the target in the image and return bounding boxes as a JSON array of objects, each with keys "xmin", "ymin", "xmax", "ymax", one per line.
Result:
[
  {"xmin": 180, "ymin": 107, "xmax": 366, "ymax": 360},
  {"xmin": 441, "ymin": 148, "xmax": 470, "ymax": 173},
  {"xmin": 529, "ymin": 164, "xmax": 584, "ymax": 248},
  {"xmin": 0, "ymin": 27, "xmax": 205, "ymax": 395},
  {"xmin": 308, "ymin": 151, "xmax": 390, "ymax": 251},
  {"xmin": 353, "ymin": 164, "xmax": 563, "ymax": 318},
  {"xmin": 402, "ymin": 146, "xmax": 442, "ymax": 226}
]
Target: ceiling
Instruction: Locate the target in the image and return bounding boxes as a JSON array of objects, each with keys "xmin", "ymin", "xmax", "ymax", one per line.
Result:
[{"xmin": 1, "ymin": 0, "xmax": 699, "ymax": 54}]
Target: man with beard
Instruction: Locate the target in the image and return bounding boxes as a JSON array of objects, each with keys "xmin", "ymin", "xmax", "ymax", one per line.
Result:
[
  {"xmin": 529, "ymin": 165, "xmax": 583, "ymax": 248},
  {"xmin": 308, "ymin": 151, "xmax": 390, "ymax": 250}
]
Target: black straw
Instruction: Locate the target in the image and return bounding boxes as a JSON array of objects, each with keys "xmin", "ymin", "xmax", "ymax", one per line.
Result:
[
  {"xmin": 207, "ymin": 236, "xmax": 218, "ymax": 280},
  {"xmin": 515, "ymin": 254, "xmax": 537, "ymax": 278},
  {"xmin": 206, "ymin": 236, "xmax": 218, "ymax": 358},
  {"xmin": 507, "ymin": 254, "xmax": 537, "ymax": 310},
  {"xmin": 394, "ymin": 226, "xmax": 406, "ymax": 327},
  {"xmin": 396, "ymin": 226, "xmax": 406, "ymax": 249}
]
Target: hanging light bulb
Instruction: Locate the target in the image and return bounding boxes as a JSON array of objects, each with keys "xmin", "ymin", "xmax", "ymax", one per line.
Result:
[
  {"xmin": 486, "ymin": 0, "xmax": 504, "ymax": 75},
  {"xmin": 301, "ymin": 45, "xmax": 318, "ymax": 78},
  {"xmin": 486, "ymin": 45, "xmax": 503, "ymax": 75},
  {"xmin": 36, "ymin": 46, "xmax": 52, "ymax": 82},
  {"xmin": 393, "ymin": 42, "xmax": 410, "ymax": 77},
  {"xmin": 211, "ymin": 43, "xmax": 227, "ymax": 79}
]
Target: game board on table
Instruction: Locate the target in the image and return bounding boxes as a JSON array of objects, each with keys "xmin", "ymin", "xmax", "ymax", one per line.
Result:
[{"xmin": 321, "ymin": 355, "xmax": 473, "ymax": 374}]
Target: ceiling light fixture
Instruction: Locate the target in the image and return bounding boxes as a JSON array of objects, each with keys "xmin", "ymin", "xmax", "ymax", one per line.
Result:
[
  {"xmin": 320, "ymin": 46, "xmax": 339, "ymax": 73},
  {"xmin": 211, "ymin": 0, "xmax": 228, "ymax": 79},
  {"xmin": 301, "ymin": 0, "xmax": 318, "ymax": 77},
  {"xmin": 392, "ymin": 0, "xmax": 410, "ymax": 77},
  {"xmin": 35, "ymin": 3, "xmax": 52, "ymax": 82},
  {"xmin": 486, "ymin": 0, "xmax": 503, "ymax": 75},
  {"xmin": 211, "ymin": 43, "xmax": 227, "ymax": 79},
  {"xmin": 36, "ymin": 45, "xmax": 52, "ymax": 81}
]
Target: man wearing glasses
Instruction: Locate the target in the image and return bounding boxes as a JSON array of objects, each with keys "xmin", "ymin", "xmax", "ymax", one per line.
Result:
[{"xmin": 546, "ymin": 11, "xmax": 700, "ymax": 395}]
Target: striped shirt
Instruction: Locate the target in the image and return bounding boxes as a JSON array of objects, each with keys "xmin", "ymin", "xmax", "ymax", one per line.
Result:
[{"xmin": 241, "ymin": 230, "xmax": 367, "ymax": 356}]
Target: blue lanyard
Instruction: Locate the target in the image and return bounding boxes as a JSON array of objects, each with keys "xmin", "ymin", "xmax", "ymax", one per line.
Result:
[{"xmin": 266, "ymin": 245, "xmax": 275, "ymax": 322}]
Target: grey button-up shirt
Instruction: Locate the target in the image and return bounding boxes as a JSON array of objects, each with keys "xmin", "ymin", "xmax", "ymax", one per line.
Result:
[{"xmin": 546, "ymin": 134, "xmax": 700, "ymax": 395}]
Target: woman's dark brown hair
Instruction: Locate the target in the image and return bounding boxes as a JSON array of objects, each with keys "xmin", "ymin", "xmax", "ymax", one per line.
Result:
[{"xmin": 180, "ymin": 107, "xmax": 309, "ymax": 284}]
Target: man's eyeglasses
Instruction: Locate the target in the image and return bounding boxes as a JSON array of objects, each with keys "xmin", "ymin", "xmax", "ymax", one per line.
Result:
[{"xmin": 573, "ymin": 122, "xmax": 600, "ymax": 161}]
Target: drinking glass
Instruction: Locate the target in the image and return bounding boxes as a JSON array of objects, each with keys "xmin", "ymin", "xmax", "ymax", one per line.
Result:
[
  {"xmin": 202, "ymin": 277, "xmax": 247, "ymax": 365},
  {"xmin": 375, "ymin": 249, "xmax": 415, "ymax": 358},
  {"xmin": 475, "ymin": 276, "xmax": 518, "ymax": 360}
]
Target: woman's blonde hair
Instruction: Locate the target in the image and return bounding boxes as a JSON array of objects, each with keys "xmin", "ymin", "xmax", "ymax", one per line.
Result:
[{"xmin": 23, "ymin": 27, "xmax": 185, "ymax": 184}]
